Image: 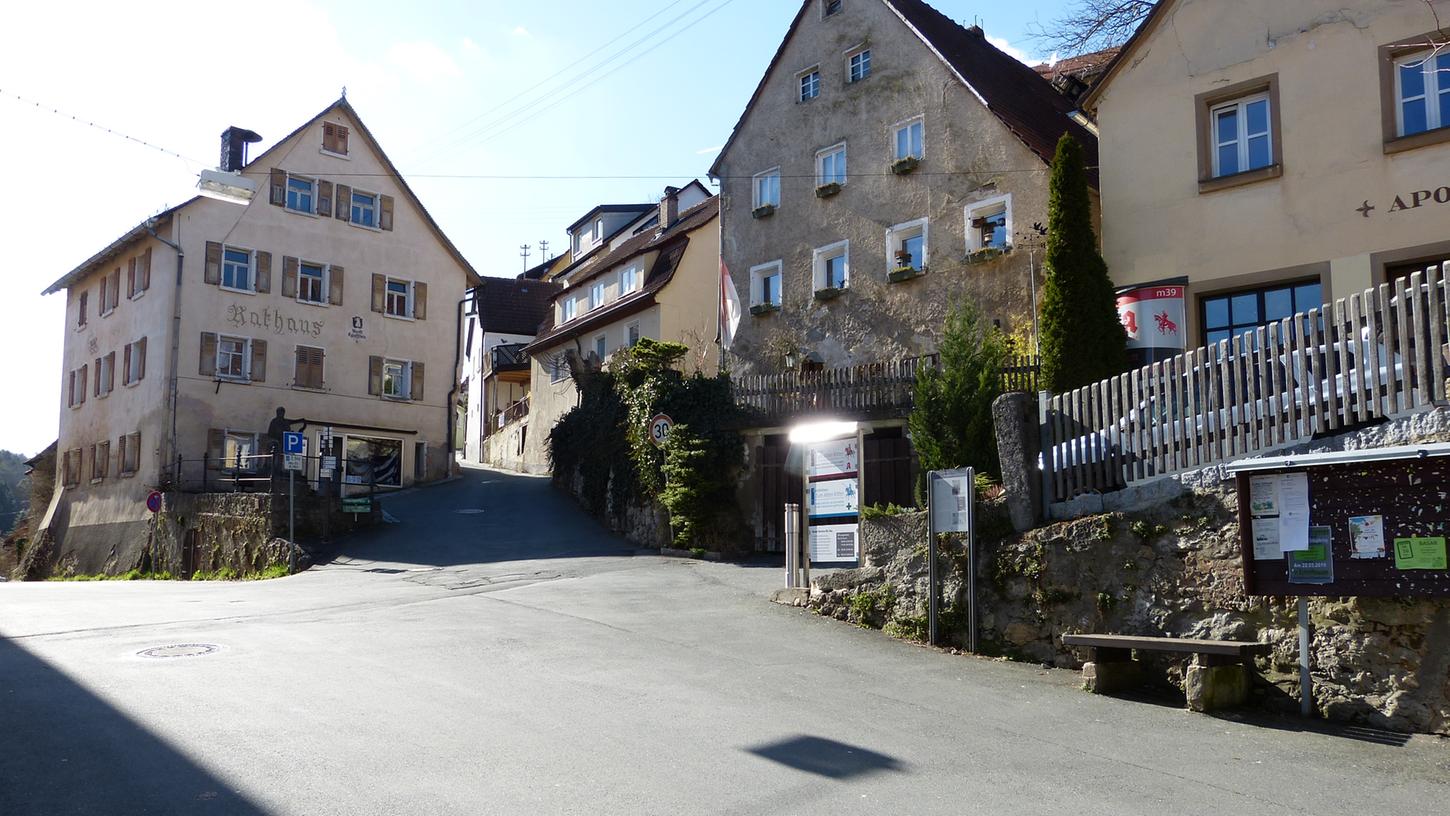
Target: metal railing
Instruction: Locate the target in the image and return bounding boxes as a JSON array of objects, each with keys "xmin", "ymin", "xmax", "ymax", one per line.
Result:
[{"xmin": 171, "ymin": 450, "xmax": 402, "ymax": 496}]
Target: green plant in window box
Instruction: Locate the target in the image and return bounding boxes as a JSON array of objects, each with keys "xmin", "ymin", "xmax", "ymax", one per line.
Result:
[
  {"xmin": 814, "ymin": 286, "xmax": 845, "ymax": 301},
  {"xmin": 889, "ymin": 266, "xmax": 925, "ymax": 283},
  {"xmin": 966, "ymin": 245, "xmax": 1010, "ymax": 265},
  {"xmin": 749, "ymin": 302, "xmax": 780, "ymax": 316},
  {"xmin": 751, "ymin": 204, "xmax": 776, "ymax": 219},
  {"xmin": 815, "ymin": 182, "xmax": 842, "ymax": 198},
  {"xmin": 891, "ymin": 156, "xmax": 919, "ymax": 175}
]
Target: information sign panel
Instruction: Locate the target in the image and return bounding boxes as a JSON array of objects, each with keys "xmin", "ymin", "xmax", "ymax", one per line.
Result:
[
  {"xmin": 806, "ymin": 438, "xmax": 859, "ymax": 480},
  {"xmin": 807, "ymin": 478, "xmax": 859, "ymax": 520},
  {"xmin": 929, "ymin": 469, "xmax": 973, "ymax": 533}
]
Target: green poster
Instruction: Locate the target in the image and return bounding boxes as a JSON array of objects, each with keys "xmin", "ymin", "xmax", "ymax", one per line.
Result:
[
  {"xmin": 1393, "ymin": 537, "xmax": 1448, "ymax": 571},
  {"xmin": 1288, "ymin": 526, "xmax": 1335, "ymax": 584}
]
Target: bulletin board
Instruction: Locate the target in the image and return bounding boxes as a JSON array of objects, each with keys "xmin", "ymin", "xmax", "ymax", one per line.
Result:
[{"xmin": 1234, "ymin": 454, "xmax": 1450, "ymax": 598}]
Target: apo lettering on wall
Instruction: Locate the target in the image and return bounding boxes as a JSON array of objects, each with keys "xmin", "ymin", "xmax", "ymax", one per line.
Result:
[
  {"xmin": 227, "ymin": 304, "xmax": 324, "ymax": 338},
  {"xmin": 1356, "ymin": 185, "xmax": 1450, "ymax": 218}
]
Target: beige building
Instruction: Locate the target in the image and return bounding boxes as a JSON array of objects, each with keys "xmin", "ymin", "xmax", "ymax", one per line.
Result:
[
  {"xmin": 41, "ymin": 98, "xmax": 478, "ymax": 573},
  {"xmin": 520, "ymin": 191, "xmax": 721, "ymax": 472},
  {"xmin": 1086, "ymin": 0, "xmax": 1450, "ymax": 349}
]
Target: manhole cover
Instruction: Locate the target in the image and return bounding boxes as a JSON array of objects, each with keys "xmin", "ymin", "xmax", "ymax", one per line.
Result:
[
  {"xmin": 138, "ymin": 644, "xmax": 219, "ymax": 659},
  {"xmin": 455, "ymin": 509, "xmax": 486, "ymax": 515}
]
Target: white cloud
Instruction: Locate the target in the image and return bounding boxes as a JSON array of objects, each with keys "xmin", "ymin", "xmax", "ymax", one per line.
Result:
[
  {"xmin": 387, "ymin": 41, "xmax": 463, "ymax": 82},
  {"xmin": 512, "ymin": 26, "xmax": 531, "ymax": 38},
  {"xmin": 988, "ymin": 35, "xmax": 1038, "ymax": 66},
  {"xmin": 695, "ymin": 145, "xmax": 723, "ymax": 156}
]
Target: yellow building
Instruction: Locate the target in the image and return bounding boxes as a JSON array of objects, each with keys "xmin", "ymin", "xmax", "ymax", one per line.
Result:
[
  {"xmin": 40, "ymin": 98, "xmax": 479, "ymax": 573},
  {"xmin": 1086, "ymin": 0, "xmax": 1450, "ymax": 350}
]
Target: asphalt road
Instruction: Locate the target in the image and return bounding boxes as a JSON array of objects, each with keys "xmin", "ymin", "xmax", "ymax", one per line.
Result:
[{"xmin": 2, "ymin": 466, "xmax": 1446, "ymax": 815}]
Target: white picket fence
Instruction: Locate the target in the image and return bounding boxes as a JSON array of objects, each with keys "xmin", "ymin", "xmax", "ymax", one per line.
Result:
[{"xmin": 1042, "ymin": 265, "xmax": 1449, "ymax": 502}]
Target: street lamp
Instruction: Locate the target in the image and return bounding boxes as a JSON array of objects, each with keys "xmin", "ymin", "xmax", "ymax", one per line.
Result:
[{"xmin": 787, "ymin": 419, "xmax": 859, "ymax": 445}]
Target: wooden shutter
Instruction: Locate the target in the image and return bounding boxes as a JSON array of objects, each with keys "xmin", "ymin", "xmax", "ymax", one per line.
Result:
[
  {"xmin": 269, "ymin": 168, "xmax": 286, "ymax": 206},
  {"xmin": 255, "ymin": 252, "xmax": 273, "ymax": 294},
  {"xmin": 371, "ymin": 274, "xmax": 385, "ymax": 313},
  {"xmin": 204, "ymin": 242, "xmax": 222, "ymax": 285},
  {"xmin": 137, "ymin": 337, "xmax": 147, "ymax": 381},
  {"xmin": 94, "ymin": 358, "xmax": 102, "ymax": 396},
  {"xmin": 108, "ymin": 270, "xmax": 120, "ymax": 311},
  {"xmin": 413, "ymin": 282, "xmax": 428, "ymax": 320},
  {"xmin": 296, "ymin": 346, "xmax": 324, "ymax": 389},
  {"xmin": 410, "ymin": 362, "xmax": 425, "ymax": 401},
  {"xmin": 105, "ymin": 352, "xmax": 115, "ymax": 393},
  {"xmin": 368, "ymin": 356, "xmax": 383, "ymax": 396},
  {"xmin": 317, "ymin": 180, "xmax": 333, "ymax": 218},
  {"xmin": 282, "ymin": 257, "xmax": 299, "ymax": 298},
  {"xmin": 379, "ymin": 195, "xmax": 395, "ymax": 231},
  {"xmin": 78, "ymin": 365, "xmax": 87, "ymax": 403},
  {"xmin": 337, "ymin": 126, "xmax": 349, "ymax": 154},
  {"xmin": 250, "ymin": 339, "xmax": 267, "ymax": 383},
  {"xmin": 199, "ymin": 333, "xmax": 217, "ymax": 377},
  {"xmin": 78, "ymin": 291, "xmax": 88, "ymax": 327},
  {"xmin": 127, "ymin": 258, "xmax": 137, "ymax": 298},
  {"xmin": 207, "ymin": 428, "xmax": 225, "ymax": 470},
  {"xmin": 335, "ymin": 184, "xmax": 352, "ymax": 222},
  {"xmin": 123, "ymin": 343, "xmax": 132, "ymax": 386},
  {"xmin": 328, "ymin": 265, "xmax": 344, "ymax": 306},
  {"xmin": 140, "ymin": 247, "xmax": 152, "ymax": 292}
]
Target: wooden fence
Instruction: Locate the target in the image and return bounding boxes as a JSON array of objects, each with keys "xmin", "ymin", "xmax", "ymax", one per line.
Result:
[{"xmin": 1042, "ymin": 265, "xmax": 1449, "ymax": 503}]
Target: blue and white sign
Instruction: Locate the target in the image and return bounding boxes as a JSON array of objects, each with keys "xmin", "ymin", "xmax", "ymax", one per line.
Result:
[
  {"xmin": 807, "ymin": 478, "xmax": 859, "ymax": 520},
  {"xmin": 282, "ymin": 432, "xmax": 306, "ymax": 455}
]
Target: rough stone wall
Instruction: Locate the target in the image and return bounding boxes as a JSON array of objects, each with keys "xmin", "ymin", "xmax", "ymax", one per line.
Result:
[{"xmin": 809, "ymin": 499, "xmax": 1450, "ymax": 735}]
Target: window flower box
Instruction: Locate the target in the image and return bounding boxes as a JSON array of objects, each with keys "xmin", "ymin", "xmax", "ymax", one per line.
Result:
[
  {"xmin": 815, "ymin": 182, "xmax": 842, "ymax": 198},
  {"xmin": 966, "ymin": 245, "xmax": 1011, "ymax": 264},
  {"xmin": 889, "ymin": 266, "xmax": 925, "ymax": 283},
  {"xmin": 891, "ymin": 156, "xmax": 919, "ymax": 175},
  {"xmin": 750, "ymin": 302, "xmax": 781, "ymax": 316},
  {"xmin": 814, "ymin": 286, "xmax": 845, "ymax": 301},
  {"xmin": 752, "ymin": 204, "xmax": 776, "ymax": 219}
]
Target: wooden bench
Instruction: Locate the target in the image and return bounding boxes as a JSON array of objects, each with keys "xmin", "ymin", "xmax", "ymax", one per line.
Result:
[{"xmin": 1062, "ymin": 633, "xmax": 1272, "ymax": 712}]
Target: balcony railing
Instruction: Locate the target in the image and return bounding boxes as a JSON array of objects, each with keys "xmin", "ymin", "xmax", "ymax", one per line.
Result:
[{"xmin": 488, "ymin": 396, "xmax": 530, "ymax": 434}]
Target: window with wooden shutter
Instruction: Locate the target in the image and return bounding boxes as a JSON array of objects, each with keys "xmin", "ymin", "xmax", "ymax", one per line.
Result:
[
  {"xmin": 204, "ymin": 242, "xmax": 222, "ymax": 285},
  {"xmin": 136, "ymin": 337, "xmax": 147, "ymax": 382},
  {"xmin": 250, "ymin": 339, "xmax": 268, "ymax": 383},
  {"xmin": 99, "ymin": 273, "xmax": 112, "ymax": 316},
  {"xmin": 371, "ymin": 274, "xmax": 386, "ymax": 313},
  {"xmin": 269, "ymin": 168, "xmax": 286, "ymax": 206},
  {"xmin": 110, "ymin": 269, "xmax": 120, "ymax": 312},
  {"xmin": 335, "ymin": 184, "xmax": 352, "ymax": 222},
  {"xmin": 295, "ymin": 345, "xmax": 324, "ymax": 389},
  {"xmin": 317, "ymin": 180, "xmax": 333, "ymax": 218},
  {"xmin": 123, "ymin": 343, "xmax": 133, "ymax": 386},
  {"xmin": 127, "ymin": 258, "xmax": 137, "ymax": 299},
  {"xmin": 77, "ymin": 291, "xmax": 88, "ymax": 328},
  {"xmin": 94, "ymin": 441, "xmax": 110, "ymax": 482},
  {"xmin": 413, "ymin": 282, "xmax": 428, "ymax": 320},
  {"xmin": 200, "ymin": 333, "xmax": 218, "ymax": 377},
  {"xmin": 104, "ymin": 351, "xmax": 115, "ymax": 394},
  {"xmin": 379, "ymin": 195, "xmax": 395, "ymax": 231},
  {"xmin": 322, "ymin": 123, "xmax": 349, "ymax": 155},
  {"xmin": 139, "ymin": 247, "xmax": 151, "ymax": 293},
  {"xmin": 281, "ymin": 256, "xmax": 299, "ymax": 299},
  {"xmin": 256, "ymin": 252, "xmax": 273, "ymax": 294},
  {"xmin": 410, "ymin": 362, "xmax": 425, "ymax": 401},
  {"xmin": 93, "ymin": 358, "xmax": 102, "ymax": 397},
  {"xmin": 328, "ymin": 265, "xmax": 345, "ymax": 306},
  {"xmin": 68, "ymin": 369, "xmax": 77, "ymax": 407},
  {"xmin": 368, "ymin": 355, "xmax": 383, "ymax": 396},
  {"xmin": 206, "ymin": 428, "xmax": 225, "ymax": 470},
  {"xmin": 78, "ymin": 365, "xmax": 87, "ymax": 404}
]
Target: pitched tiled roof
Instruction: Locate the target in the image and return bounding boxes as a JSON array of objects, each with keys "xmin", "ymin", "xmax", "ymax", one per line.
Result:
[
  {"xmin": 473, "ymin": 276, "xmax": 562, "ymax": 336},
  {"xmin": 523, "ymin": 197, "xmax": 719, "ymax": 353},
  {"xmin": 710, "ymin": 0, "xmax": 1098, "ymax": 183},
  {"xmin": 1034, "ymin": 48, "xmax": 1120, "ymax": 81}
]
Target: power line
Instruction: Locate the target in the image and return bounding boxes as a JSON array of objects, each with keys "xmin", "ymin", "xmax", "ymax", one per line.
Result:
[
  {"xmin": 402, "ymin": 0, "xmax": 695, "ymax": 164},
  {"xmin": 0, "ymin": 88, "xmax": 205, "ymax": 166},
  {"xmin": 277, "ymin": 168, "xmax": 1076, "ymax": 180}
]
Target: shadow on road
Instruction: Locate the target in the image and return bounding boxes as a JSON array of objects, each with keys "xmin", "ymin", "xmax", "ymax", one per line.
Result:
[
  {"xmin": 746, "ymin": 735, "xmax": 906, "ymax": 779},
  {"xmin": 0, "ymin": 636, "xmax": 272, "ymax": 815}
]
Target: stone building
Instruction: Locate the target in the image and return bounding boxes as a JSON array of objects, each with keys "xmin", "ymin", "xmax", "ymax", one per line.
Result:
[
  {"xmin": 38, "ymin": 98, "xmax": 478, "ymax": 574},
  {"xmin": 1084, "ymin": 0, "xmax": 1450, "ymax": 349},
  {"xmin": 711, "ymin": 0, "xmax": 1098, "ymax": 375}
]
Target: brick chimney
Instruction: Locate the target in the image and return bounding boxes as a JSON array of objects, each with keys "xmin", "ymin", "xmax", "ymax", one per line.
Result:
[{"xmin": 659, "ymin": 186, "xmax": 681, "ymax": 231}]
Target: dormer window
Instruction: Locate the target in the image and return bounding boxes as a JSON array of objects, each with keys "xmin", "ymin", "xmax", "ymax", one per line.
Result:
[
  {"xmin": 621, "ymin": 265, "xmax": 640, "ymax": 294},
  {"xmin": 322, "ymin": 122, "xmax": 350, "ymax": 156},
  {"xmin": 823, "ymin": 0, "xmax": 843, "ymax": 17},
  {"xmin": 561, "ymin": 298, "xmax": 577, "ymax": 323}
]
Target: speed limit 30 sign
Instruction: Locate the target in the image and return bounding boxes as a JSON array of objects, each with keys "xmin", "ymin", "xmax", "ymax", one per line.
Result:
[{"xmin": 649, "ymin": 413, "xmax": 674, "ymax": 447}]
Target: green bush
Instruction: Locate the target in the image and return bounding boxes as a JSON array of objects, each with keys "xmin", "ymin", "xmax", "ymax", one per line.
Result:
[{"xmin": 910, "ymin": 299, "xmax": 1008, "ymax": 485}]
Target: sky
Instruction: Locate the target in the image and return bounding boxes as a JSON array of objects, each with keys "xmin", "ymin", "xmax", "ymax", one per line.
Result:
[{"xmin": 0, "ymin": 0, "xmax": 1076, "ymax": 457}]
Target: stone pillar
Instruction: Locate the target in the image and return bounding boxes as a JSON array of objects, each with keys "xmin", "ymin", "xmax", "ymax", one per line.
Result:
[
  {"xmin": 1184, "ymin": 663, "xmax": 1251, "ymax": 712},
  {"xmin": 1082, "ymin": 659, "xmax": 1144, "ymax": 694},
  {"xmin": 992, "ymin": 392, "xmax": 1042, "ymax": 532}
]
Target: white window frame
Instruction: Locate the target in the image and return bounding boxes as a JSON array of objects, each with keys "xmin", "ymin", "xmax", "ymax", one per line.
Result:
[
  {"xmin": 965, "ymin": 194, "xmax": 1013, "ymax": 253},
  {"xmin": 798, "ymin": 67, "xmax": 821, "ymax": 102},
  {"xmin": 822, "ymin": 0, "xmax": 843, "ymax": 17},
  {"xmin": 753, "ymin": 168, "xmax": 781, "ymax": 209},
  {"xmin": 223, "ymin": 430, "xmax": 261, "ymax": 473},
  {"xmin": 384, "ymin": 277, "xmax": 413, "ymax": 319},
  {"xmin": 750, "ymin": 260, "xmax": 783, "ymax": 307},
  {"xmin": 887, "ymin": 218, "xmax": 929, "ymax": 272},
  {"xmin": 216, "ymin": 335, "xmax": 251, "ymax": 381},
  {"xmin": 382, "ymin": 359, "xmax": 412, "ymax": 400},
  {"xmin": 97, "ymin": 353, "xmax": 115, "ymax": 398},
  {"xmin": 285, "ymin": 174, "xmax": 317, "ymax": 215},
  {"xmin": 590, "ymin": 280, "xmax": 607, "ymax": 310},
  {"xmin": 893, "ymin": 115, "xmax": 924, "ymax": 161},
  {"xmin": 99, "ymin": 275, "xmax": 114, "ymax": 317},
  {"xmin": 620, "ymin": 265, "xmax": 641, "ymax": 294},
  {"xmin": 221, "ymin": 246, "xmax": 255, "ymax": 293},
  {"xmin": 561, "ymin": 298, "xmax": 578, "ymax": 323},
  {"xmin": 1209, "ymin": 92, "xmax": 1273, "ymax": 178},
  {"xmin": 816, "ymin": 143, "xmax": 847, "ymax": 186},
  {"xmin": 349, "ymin": 189, "xmax": 380, "ymax": 229},
  {"xmin": 549, "ymin": 355, "xmax": 568, "ymax": 384},
  {"xmin": 298, "ymin": 262, "xmax": 328, "ymax": 304},
  {"xmin": 125, "ymin": 340, "xmax": 143, "ymax": 386},
  {"xmin": 812, "ymin": 240, "xmax": 850, "ymax": 291},
  {"xmin": 626, "ymin": 321, "xmax": 641, "ymax": 347},
  {"xmin": 1395, "ymin": 49, "xmax": 1450, "ymax": 136},
  {"xmin": 847, "ymin": 47, "xmax": 871, "ymax": 83},
  {"xmin": 593, "ymin": 334, "xmax": 608, "ymax": 361}
]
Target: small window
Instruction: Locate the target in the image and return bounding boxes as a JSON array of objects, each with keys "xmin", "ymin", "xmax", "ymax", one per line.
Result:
[
  {"xmin": 382, "ymin": 359, "xmax": 411, "ymax": 399},
  {"xmin": 590, "ymin": 281, "xmax": 607, "ymax": 310},
  {"xmin": 414, "ymin": 441, "xmax": 428, "ymax": 482},
  {"xmin": 823, "ymin": 0, "xmax": 842, "ymax": 17},
  {"xmin": 77, "ymin": 291, "xmax": 88, "ymax": 329},
  {"xmin": 813, "ymin": 241, "xmax": 850, "ymax": 291},
  {"xmin": 351, "ymin": 191, "xmax": 378, "ymax": 228},
  {"xmin": 385, "ymin": 279, "xmax": 411, "ymax": 318},
  {"xmin": 561, "ymin": 298, "xmax": 578, "ymax": 323},
  {"xmin": 1201, "ymin": 281, "xmax": 1322, "ymax": 348},
  {"xmin": 1211, "ymin": 93, "xmax": 1273, "ymax": 178},
  {"xmin": 217, "ymin": 335, "xmax": 250, "ymax": 380},
  {"xmin": 124, "ymin": 338, "xmax": 146, "ymax": 385},
  {"xmin": 295, "ymin": 345, "xmax": 325, "ymax": 389},
  {"xmin": 549, "ymin": 356, "xmax": 568, "ymax": 384},
  {"xmin": 799, "ymin": 69, "xmax": 821, "ymax": 102},
  {"xmin": 888, "ymin": 219, "xmax": 928, "ymax": 272},
  {"xmin": 322, "ymin": 122, "xmax": 350, "ymax": 155},
  {"xmin": 222, "ymin": 247, "xmax": 253, "ymax": 291},
  {"xmin": 97, "ymin": 351, "xmax": 116, "ymax": 397},
  {"xmin": 817, "ymin": 144, "xmax": 847, "ymax": 186},
  {"xmin": 753, "ymin": 168, "xmax": 781, "ymax": 210},
  {"xmin": 299, "ymin": 262, "xmax": 327, "ymax": 304},
  {"xmin": 120, "ymin": 432, "xmax": 141, "ymax": 475},
  {"xmin": 91, "ymin": 441, "xmax": 110, "ymax": 482},
  {"xmin": 750, "ymin": 261, "xmax": 783, "ymax": 307},
  {"xmin": 894, "ymin": 117, "xmax": 924, "ymax": 160},
  {"xmin": 594, "ymin": 334, "xmax": 607, "ymax": 360},
  {"xmin": 620, "ymin": 265, "xmax": 640, "ymax": 294},
  {"xmin": 99, "ymin": 273, "xmax": 114, "ymax": 316},
  {"xmin": 1395, "ymin": 50, "xmax": 1450, "ymax": 137},
  {"xmin": 848, "ymin": 48, "xmax": 871, "ymax": 83},
  {"xmin": 966, "ymin": 195, "xmax": 1012, "ymax": 252},
  {"xmin": 627, "ymin": 321, "xmax": 641, "ymax": 347},
  {"xmin": 285, "ymin": 176, "xmax": 316, "ymax": 213},
  {"xmin": 63, "ymin": 449, "xmax": 82, "ymax": 487},
  {"xmin": 224, "ymin": 431, "xmax": 260, "ymax": 472}
]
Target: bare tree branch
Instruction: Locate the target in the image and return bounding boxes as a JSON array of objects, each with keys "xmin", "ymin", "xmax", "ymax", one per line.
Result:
[{"xmin": 1028, "ymin": 0, "xmax": 1159, "ymax": 56}]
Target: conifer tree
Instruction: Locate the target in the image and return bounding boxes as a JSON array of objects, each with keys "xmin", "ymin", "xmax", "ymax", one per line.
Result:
[
  {"xmin": 910, "ymin": 300, "xmax": 1007, "ymax": 482},
  {"xmin": 1039, "ymin": 133, "xmax": 1127, "ymax": 392}
]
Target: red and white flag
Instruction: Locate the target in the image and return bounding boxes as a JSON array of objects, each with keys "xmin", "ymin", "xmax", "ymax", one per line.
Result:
[{"xmin": 718, "ymin": 260, "xmax": 742, "ymax": 350}]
